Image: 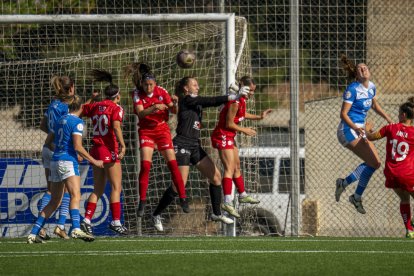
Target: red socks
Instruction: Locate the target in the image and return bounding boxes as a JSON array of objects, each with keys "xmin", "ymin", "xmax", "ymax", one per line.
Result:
[
  {"xmin": 139, "ymin": 160, "xmax": 152, "ymax": 201},
  {"xmin": 167, "ymin": 160, "xmax": 186, "ymax": 199},
  {"xmin": 84, "ymin": 202, "xmax": 97, "ymax": 221},
  {"xmin": 222, "ymin": 177, "xmax": 233, "ymax": 196},
  {"xmin": 400, "ymin": 203, "xmax": 413, "ymax": 231},
  {"xmin": 110, "ymin": 202, "xmax": 121, "ymax": 221},
  {"xmin": 233, "ymin": 176, "xmax": 246, "ymax": 194}
]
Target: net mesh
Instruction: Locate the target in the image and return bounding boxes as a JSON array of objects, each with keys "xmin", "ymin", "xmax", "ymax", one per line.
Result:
[{"xmin": 0, "ymin": 18, "xmax": 255, "ymax": 237}]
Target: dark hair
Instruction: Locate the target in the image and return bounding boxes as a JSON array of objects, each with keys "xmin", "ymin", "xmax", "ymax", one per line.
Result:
[
  {"xmin": 175, "ymin": 76, "xmax": 193, "ymax": 98},
  {"xmin": 50, "ymin": 75, "xmax": 74, "ymax": 102},
  {"xmin": 67, "ymin": 95, "xmax": 82, "ymax": 113},
  {"xmin": 340, "ymin": 54, "xmax": 358, "ymax": 81},
  {"xmin": 90, "ymin": 69, "xmax": 119, "ymax": 99},
  {"xmin": 124, "ymin": 62, "xmax": 151, "ymax": 88},
  {"xmin": 400, "ymin": 101, "xmax": 414, "ymax": 120},
  {"xmin": 240, "ymin": 75, "xmax": 255, "ymax": 86},
  {"xmin": 141, "ymin": 72, "xmax": 156, "ymax": 82}
]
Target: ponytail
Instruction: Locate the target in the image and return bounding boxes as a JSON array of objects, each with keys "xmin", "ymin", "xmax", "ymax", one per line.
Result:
[
  {"xmin": 50, "ymin": 75, "xmax": 74, "ymax": 102},
  {"xmin": 90, "ymin": 69, "xmax": 119, "ymax": 99},
  {"xmin": 124, "ymin": 62, "xmax": 151, "ymax": 88}
]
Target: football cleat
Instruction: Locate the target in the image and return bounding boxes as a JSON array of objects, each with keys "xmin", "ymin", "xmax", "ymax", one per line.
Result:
[
  {"xmin": 109, "ymin": 223, "xmax": 129, "ymax": 235},
  {"xmin": 221, "ymin": 203, "xmax": 241, "ymax": 218},
  {"xmin": 349, "ymin": 194, "xmax": 366, "ymax": 214},
  {"xmin": 54, "ymin": 226, "xmax": 70, "ymax": 240},
  {"xmin": 80, "ymin": 221, "xmax": 93, "ymax": 235},
  {"xmin": 335, "ymin": 178, "xmax": 345, "ymax": 202},
  {"xmin": 27, "ymin": 234, "xmax": 45, "ymax": 244},
  {"xmin": 152, "ymin": 215, "xmax": 164, "ymax": 232},
  {"xmin": 71, "ymin": 229, "xmax": 95, "ymax": 242},
  {"xmin": 179, "ymin": 198, "xmax": 190, "ymax": 213},
  {"xmin": 38, "ymin": 228, "xmax": 51, "ymax": 240},
  {"xmin": 211, "ymin": 214, "xmax": 234, "ymax": 224},
  {"xmin": 136, "ymin": 200, "xmax": 147, "ymax": 217},
  {"xmin": 406, "ymin": 231, "xmax": 414, "ymax": 239},
  {"xmin": 239, "ymin": 195, "xmax": 260, "ymax": 204}
]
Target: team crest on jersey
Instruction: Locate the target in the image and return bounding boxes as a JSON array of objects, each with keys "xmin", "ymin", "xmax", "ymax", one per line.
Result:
[
  {"xmin": 77, "ymin": 123, "xmax": 84, "ymax": 131},
  {"xmin": 99, "ymin": 106, "xmax": 106, "ymax": 112},
  {"xmin": 133, "ymin": 94, "xmax": 140, "ymax": 103},
  {"xmin": 363, "ymin": 99, "xmax": 372, "ymax": 107},
  {"xmin": 158, "ymin": 96, "xmax": 163, "ymax": 101},
  {"xmin": 345, "ymin": 91, "xmax": 352, "ymax": 99}
]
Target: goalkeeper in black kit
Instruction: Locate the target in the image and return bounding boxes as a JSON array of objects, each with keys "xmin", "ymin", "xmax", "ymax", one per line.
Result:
[{"xmin": 151, "ymin": 76, "xmax": 237, "ymax": 231}]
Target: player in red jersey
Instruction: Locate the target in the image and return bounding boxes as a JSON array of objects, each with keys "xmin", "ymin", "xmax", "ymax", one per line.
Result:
[
  {"xmin": 211, "ymin": 76, "xmax": 272, "ymax": 218},
  {"xmin": 365, "ymin": 99, "xmax": 414, "ymax": 238},
  {"xmin": 124, "ymin": 62, "xmax": 188, "ymax": 217},
  {"xmin": 80, "ymin": 69, "xmax": 128, "ymax": 235}
]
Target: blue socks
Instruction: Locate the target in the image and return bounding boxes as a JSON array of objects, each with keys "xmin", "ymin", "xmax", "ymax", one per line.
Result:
[
  {"xmin": 30, "ymin": 215, "xmax": 46, "ymax": 235},
  {"xmin": 57, "ymin": 193, "xmax": 70, "ymax": 228},
  {"xmin": 39, "ymin": 192, "xmax": 51, "ymax": 211},
  {"xmin": 354, "ymin": 165, "xmax": 376, "ymax": 199},
  {"xmin": 70, "ymin": 209, "xmax": 81, "ymax": 230},
  {"xmin": 343, "ymin": 163, "xmax": 366, "ymax": 188}
]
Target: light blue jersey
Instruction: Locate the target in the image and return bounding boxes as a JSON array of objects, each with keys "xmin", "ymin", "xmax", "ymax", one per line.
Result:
[
  {"xmin": 337, "ymin": 81, "xmax": 376, "ymax": 146},
  {"xmin": 52, "ymin": 114, "xmax": 84, "ymax": 163},
  {"xmin": 342, "ymin": 81, "xmax": 376, "ymax": 124},
  {"xmin": 44, "ymin": 99, "xmax": 69, "ymax": 133}
]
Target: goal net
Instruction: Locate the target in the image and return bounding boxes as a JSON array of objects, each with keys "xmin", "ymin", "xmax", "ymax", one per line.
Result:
[{"xmin": 0, "ymin": 15, "xmax": 262, "ymax": 237}]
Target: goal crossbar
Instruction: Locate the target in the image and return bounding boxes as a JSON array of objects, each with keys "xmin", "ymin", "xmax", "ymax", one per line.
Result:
[{"xmin": 0, "ymin": 13, "xmax": 236, "ymax": 87}]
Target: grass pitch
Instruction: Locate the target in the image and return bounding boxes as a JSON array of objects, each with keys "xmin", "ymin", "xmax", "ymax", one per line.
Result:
[{"xmin": 1, "ymin": 236, "xmax": 414, "ymax": 275}]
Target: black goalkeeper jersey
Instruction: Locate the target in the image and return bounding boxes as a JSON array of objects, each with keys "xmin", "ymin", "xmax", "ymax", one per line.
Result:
[{"xmin": 174, "ymin": 95, "xmax": 228, "ymax": 145}]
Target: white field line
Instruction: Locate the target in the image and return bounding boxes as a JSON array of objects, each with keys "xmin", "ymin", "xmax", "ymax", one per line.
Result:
[
  {"xmin": 1, "ymin": 238, "xmax": 414, "ymax": 244},
  {"xmin": 1, "ymin": 249, "xmax": 414, "ymax": 258}
]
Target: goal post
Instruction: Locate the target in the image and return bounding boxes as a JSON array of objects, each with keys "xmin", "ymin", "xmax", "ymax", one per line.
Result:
[{"xmin": 0, "ymin": 14, "xmax": 255, "ymax": 238}]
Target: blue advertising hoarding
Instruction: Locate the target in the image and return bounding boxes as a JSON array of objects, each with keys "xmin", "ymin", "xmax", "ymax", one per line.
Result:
[{"xmin": 0, "ymin": 158, "xmax": 123, "ymax": 237}]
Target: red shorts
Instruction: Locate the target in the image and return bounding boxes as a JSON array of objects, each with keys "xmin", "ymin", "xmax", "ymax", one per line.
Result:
[
  {"xmin": 211, "ymin": 132, "xmax": 236, "ymax": 150},
  {"xmin": 139, "ymin": 123, "xmax": 174, "ymax": 151},
  {"xmin": 90, "ymin": 145, "xmax": 120, "ymax": 164},
  {"xmin": 385, "ymin": 175, "xmax": 414, "ymax": 192}
]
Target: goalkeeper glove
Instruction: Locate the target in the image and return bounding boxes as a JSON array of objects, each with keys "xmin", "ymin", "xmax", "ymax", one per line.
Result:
[
  {"xmin": 228, "ymin": 82, "xmax": 240, "ymax": 95},
  {"xmin": 239, "ymin": 86, "xmax": 250, "ymax": 97}
]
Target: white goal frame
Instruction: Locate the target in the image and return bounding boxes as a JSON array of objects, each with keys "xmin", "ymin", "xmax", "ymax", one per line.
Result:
[
  {"xmin": 0, "ymin": 14, "xmax": 237, "ymax": 89},
  {"xmin": 0, "ymin": 13, "xmax": 240, "ymax": 237}
]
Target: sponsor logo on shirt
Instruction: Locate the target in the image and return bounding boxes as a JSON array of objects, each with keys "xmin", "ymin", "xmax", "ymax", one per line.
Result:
[
  {"xmin": 98, "ymin": 106, "xmax": 106, "ymax": 112},
  {"xmin": 193, "ymin": 121, "xmax": 201, "ymax": 130}
]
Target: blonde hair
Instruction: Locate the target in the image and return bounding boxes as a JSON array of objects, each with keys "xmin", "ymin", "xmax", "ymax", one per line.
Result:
[
  {"xmin": 50, "ymin": 75, "xmax": 74, "ymax": 102},
  {"xmin": 67, "ymin": 95, "xmax": 82, "ymax": 112}
]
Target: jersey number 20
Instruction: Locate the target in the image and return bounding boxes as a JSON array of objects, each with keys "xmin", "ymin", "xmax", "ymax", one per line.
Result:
[{"xmin": 92, "ymin": 114, "xmax": 109, "ymax": 136}]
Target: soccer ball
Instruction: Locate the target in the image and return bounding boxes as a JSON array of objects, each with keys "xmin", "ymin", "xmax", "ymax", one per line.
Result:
[{"xmin": 176, "ymin": 50, "xmax": 195, "ymax": 68}]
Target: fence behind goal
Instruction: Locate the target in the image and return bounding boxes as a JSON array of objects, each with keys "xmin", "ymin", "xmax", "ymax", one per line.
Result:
[{"xmin": 1, "ymin": 1, "xmax": 413, "ymax": 238}]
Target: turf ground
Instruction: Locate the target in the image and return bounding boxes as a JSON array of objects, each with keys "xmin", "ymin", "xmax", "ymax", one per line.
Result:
[{"xmin": 1, "ymin": 236, "xmax": 414, "ymax": 275}]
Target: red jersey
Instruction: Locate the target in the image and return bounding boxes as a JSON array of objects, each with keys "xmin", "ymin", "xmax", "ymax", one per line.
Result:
[
  {"xmin": 213, "ymin": 96, "xmax": 247, "ymax": 137},
  {"xmin": 131, "ymin": 86, "xmax": 172, "ymax": 129},
  {"xmin": 379, "ymin": 123, "xmax": 414, "ymax": 179},
  {"xmin": 83, "ymin": 99, "xmax": 124, "ymax": 151}
]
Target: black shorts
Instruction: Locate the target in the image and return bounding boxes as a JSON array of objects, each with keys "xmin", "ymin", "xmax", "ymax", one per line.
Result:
[{"xmin": 174, "ymin": 141, "xmax": 207, "ymax": 166}]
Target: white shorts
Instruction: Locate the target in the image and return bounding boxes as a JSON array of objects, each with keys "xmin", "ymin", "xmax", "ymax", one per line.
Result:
[
  {"xmin": 50, "ymin": 160, "xmax": 79, "ymax": 182},
  {"xmin": 41, "ymin": 146, "xmax": 54, "ymax": 169},
  {"xmin": 337, "ymin": 122, "xmax": 364, "ymax": 146}
]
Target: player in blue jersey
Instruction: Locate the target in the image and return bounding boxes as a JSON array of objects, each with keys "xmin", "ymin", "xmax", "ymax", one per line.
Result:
[
  {"xmin": 28, "ymin": 95, "xmax": 104, "ymax": 243},
  {"xmin": 38, "ymin": 76, "xmax": 75, "ymax": 240},
  {"xmin": 335, "ymin": 55, "xmax": 393, "ymax": 214}
]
